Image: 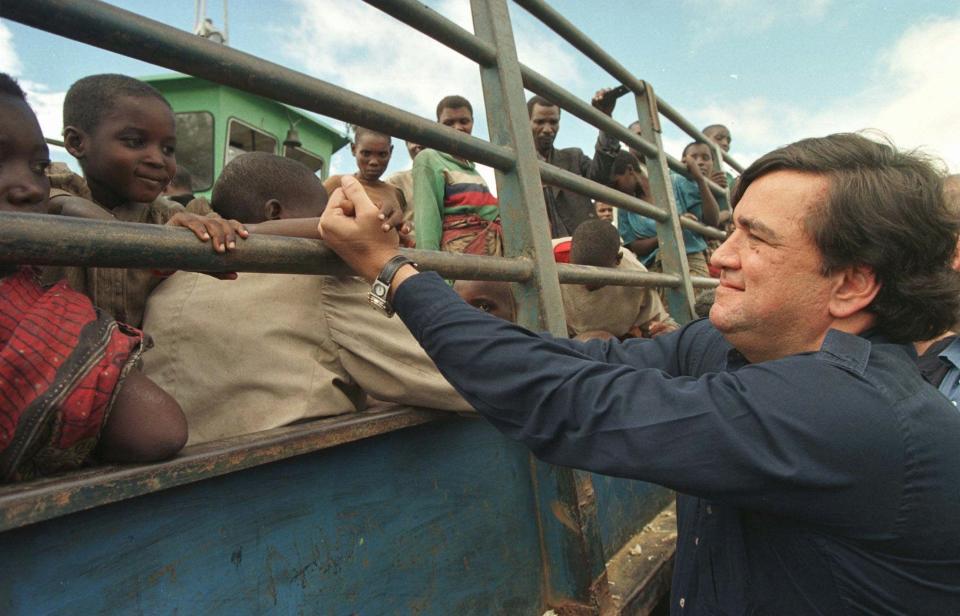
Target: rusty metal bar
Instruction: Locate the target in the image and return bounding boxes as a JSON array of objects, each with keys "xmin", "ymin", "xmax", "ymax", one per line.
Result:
[
  {"xmin": 0, "ymin": 213, "xmax": 535, "ymax": 281},
  {"xmin": 0, "ymin": 0, "xmax": 516, "ymax": 172}
]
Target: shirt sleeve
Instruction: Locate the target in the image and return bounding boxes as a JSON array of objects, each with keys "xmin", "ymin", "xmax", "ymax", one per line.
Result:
[
  {"xmin": 618, "ymin": 210, "xmax": 658, "ymax": 244},
  {"xmin": 393, "ymin": 271, "xmax": 904, "ymax": 528},
  {"xmin": 412, "ymin": 151, "xmax": 447, "ymax": 251}
]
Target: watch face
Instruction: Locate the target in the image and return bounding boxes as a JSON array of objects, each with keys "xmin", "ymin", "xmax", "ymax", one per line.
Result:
[{"xmin": 373, "ymin": 284, "xmax": 387, "ymax": 297}]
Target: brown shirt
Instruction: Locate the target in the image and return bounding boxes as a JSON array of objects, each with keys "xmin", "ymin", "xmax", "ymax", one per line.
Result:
[{"xmin": 42, "ymin": 171, "xmax": 215, "ymax": 328}]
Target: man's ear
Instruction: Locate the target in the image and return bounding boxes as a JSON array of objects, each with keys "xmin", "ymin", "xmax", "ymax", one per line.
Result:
[
  {"xmin": 828, "ymin": 265, "xmax": 880, "ymax": 319},
  {"xmin": 63, "ymin": 126, "xmax": 87, "ymax": 159},
  {"xmin": 263, "ymin": 198, "xmax": 283, "ymax": 221},
  {"xmin": 350, "ymin": 142, "xmax": 357, "ymax": 156}
]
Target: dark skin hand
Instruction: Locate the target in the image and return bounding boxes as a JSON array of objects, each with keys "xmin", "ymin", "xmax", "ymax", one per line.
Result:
[{"xmin": 684, "ymin": 158, "xmax": 721, "ymax": 229}]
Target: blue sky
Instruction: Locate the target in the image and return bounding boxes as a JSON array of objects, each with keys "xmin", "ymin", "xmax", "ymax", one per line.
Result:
[{"xmin": 2, "ymin": 0, "xmax": 958, "ymax": 185}]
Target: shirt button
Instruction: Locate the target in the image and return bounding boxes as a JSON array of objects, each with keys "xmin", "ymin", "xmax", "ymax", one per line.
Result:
[
  {"xmin": 679, "ymin": 597, "xmax": 685, "ymax": 608},
  {"xmin": 706, "ymin": 505, "xmax": 713, "ymax": 514}
]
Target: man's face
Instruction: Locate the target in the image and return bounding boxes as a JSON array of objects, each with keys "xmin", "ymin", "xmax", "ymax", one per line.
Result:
[
  {"xmin": 438, "ymin": 106, "xmax": 473, "ymax": 135},
  {"xmin": 595, "ymin": 201, "xmax": 614, "ymax": 222},
  {"xmin": 530, "ymin": 104, "xmax": 560, "ymax": 153},
  {"xmin": 709, "ymin": 170, "xmax": 836, "ymax": 362},
  {"xmin": 627, "ymin": 122, "xmax": 646, "ymax": 162},
  {"xmin": 704, "ymin": 126, "xmax": 732, "ymax": 153},
  {"xmin": 0, "ymin": 96, "xmax": 50, "ymax": 215},
  {"xmin": 683, "ymin": 144, "xmax": 714, "ymax": 177},
  {"xmin": 352, "ymin": 133, "xmax": 393, "ymax": 182}
]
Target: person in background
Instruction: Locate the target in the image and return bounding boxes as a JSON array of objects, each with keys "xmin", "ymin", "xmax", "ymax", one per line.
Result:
[
  {"xmin": 527, "ymin": 90, "xmax": 622, "ymax": 237},
  {"xmin": 324, "ymin": 127, "xmax": 406, "ymax": 223},
  {"xmin": 163, "ymin": 165, "xmax": 195, "ymax": 207},
  {"xmin": 412, "ymin": 95, "xmax": 501, "ymax": 255}
]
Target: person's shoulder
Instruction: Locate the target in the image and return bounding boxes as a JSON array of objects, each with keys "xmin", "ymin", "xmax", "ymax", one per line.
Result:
[{"xmin": 323, "ymin": 174, "xmax": 346, "ymax": 192}]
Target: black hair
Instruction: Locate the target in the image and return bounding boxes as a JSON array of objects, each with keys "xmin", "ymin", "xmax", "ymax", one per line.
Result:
[
  {"xmin": 435, "ymin": 95, "xmax": 473, "ymax": 120},
  {"xmin": 353, "ymin": 127, "xmax": 391, "ymax": 144},
  {"xmin": 571, "ymin": 219, "xmax": 621, "ymax": 267},
  {"xmin": 733, "ymin": 132, "xmax": 960, "ymax": 343},
  {"xmin": 526, "ymin": 95, "xmax": 558, "ymax": 117},
  {"xmin": 0, "ymin": 73, "xmax": 27, "ymax": 101},
  {"xmin": 682, "ymin": 141, "xmax": 713, "ymax": 160},
  {"xmin": 63, "ymin": 74, "xmax": 171, "ymax": 133},
  {"xmin": 211, "ymin": 152, "xmax": 327, "ymax": 224},
  {"xmin": 611, "ymin": 150, "xmax": 641, "ymax": 179}
]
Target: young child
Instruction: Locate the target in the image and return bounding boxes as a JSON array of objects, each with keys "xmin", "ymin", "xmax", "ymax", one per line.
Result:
[
  {"xmin": 561, "ymin": 219, "xmax": 677, "ymax": 340},
  {"xmin": 452, "ymin": 279, "xmax": 517, "ymax": 323},
  {"xmin": 324, "ymin": 128, "xmax": 407, "ymax": 221},
  {"xmin": 0, "ymin": 74, "xmax": 186, "ymax": 481},
  {"xmin": 413, "ymin": 95, "xmax": 501, "ymax": 256},
  {"xmin": 42, "ymin": 73, "xmax": 245, "ymax": 327},
  {"xmin": 617, "ymin": 144, "xmax": 720, "ymax": 277}
]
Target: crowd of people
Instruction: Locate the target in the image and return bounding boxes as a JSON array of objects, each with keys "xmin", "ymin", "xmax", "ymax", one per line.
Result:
[{"xmin": 2, "ymin": 68, "xmax": 960, "ymax": 610}]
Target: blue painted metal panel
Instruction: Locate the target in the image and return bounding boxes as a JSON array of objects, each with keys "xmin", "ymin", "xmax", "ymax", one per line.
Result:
[
  {"xmin": 592, "ymin": 475, "xmax": 673, "ymax": 558},
  {"xmin": 0, "ymin": 420, "xmax": 545, "ymax": 615}
]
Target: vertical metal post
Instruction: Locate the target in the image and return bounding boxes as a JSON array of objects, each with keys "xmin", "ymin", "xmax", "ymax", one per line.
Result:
[
  {"xmin": 471, "ymin": 0, "xmax": 609, "ymax": 612},
  {"xmin": 708, "ymin": 141, "xmax": 731, "ymax": 215},
  {"xmin": 633, "ymin": 83, "xmax": 697, "ymax": 322},
  {"xmin": 469, "ymin": 0, "xmax": 565, "ymax": 336}
]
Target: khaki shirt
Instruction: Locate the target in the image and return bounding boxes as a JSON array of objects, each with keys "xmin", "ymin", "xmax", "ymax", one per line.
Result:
[
  {"xmin": 561, "ymin": 251, "xmax": 674, "ymax": 337},
  {"xmin": 142, "ymin": 271, "xmax": 471, "ymax": 445},
  {"xmin": 42, "ymin": 171, "xmax": 215, "ymax": 327}
]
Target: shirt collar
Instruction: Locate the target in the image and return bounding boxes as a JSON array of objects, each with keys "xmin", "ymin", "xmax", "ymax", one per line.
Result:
[
  {"xmin": 938, "ymin": 336, "xmax": 960, "ymax": 369},
  {"xmin": 724, "ymin": 328, "xmax": 877, "ymax": 374}
]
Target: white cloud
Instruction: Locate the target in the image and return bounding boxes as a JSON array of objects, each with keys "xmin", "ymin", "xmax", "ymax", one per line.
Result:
[
  {"xmin": 695, "ymin": 13, "xmax": 960, "ymax": 172},
  {"xmin": 0, "ymin": 20, "xmax": 22, "ymax": 76}
]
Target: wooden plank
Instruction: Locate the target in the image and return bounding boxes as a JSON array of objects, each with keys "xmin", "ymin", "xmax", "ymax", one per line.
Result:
[{"xmin": 605, "ymin": 502, "xmax": 677, "ymax": 615}]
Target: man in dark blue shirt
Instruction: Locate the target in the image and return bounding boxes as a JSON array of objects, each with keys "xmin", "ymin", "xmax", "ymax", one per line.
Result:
[{"xmin": 319, "ymin": 134, "xmax": 960, "ymax": 614}]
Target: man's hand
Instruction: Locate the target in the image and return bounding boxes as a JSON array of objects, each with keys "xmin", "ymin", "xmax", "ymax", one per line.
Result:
[
  {"xmin": 644, "ymin": 320, "xmax": 679, "ymax": 338},
  {"xmin": 167, "ymin": 212, "xmax": 248, "ymax": 253},
  {"xmin": 319, "ymin": 175, "xmax": 402, "ymax": 283},
  {"xmin": 591, "ymin": 88, "xmax": 617, "ymax": 116}
]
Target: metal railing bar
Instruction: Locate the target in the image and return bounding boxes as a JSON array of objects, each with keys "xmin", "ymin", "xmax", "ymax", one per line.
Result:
[
  {"xmin": 512, "ymin": 0, "xmax": 744, "ymax": 173},
  {"xmin": 0, "ymin": 214, "xmax": 535, "ymax": 281},
  {"xmin": 556, "ymin": 264, "xmax": 718, "ymax": 289},
  {"xmin": 537, "ymin": 162, "xmax": 665, "ymax": 220},
  {"xmin": 0, "ymin": 0, "xmax": 516, "ymax": 172},
  {"xmin": 362, "ymin": 0, "xmax": 725, "ymax": 197}
]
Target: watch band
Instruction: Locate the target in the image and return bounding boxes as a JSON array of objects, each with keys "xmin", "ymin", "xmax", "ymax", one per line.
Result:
[{"xmin": 368, "ymin": 255, "xmax": 417, "ymax": 317}]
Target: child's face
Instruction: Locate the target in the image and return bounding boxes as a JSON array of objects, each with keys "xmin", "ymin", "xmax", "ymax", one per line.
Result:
[
  {"xmin": 594, "ymin": 202, "xmax": 614, "ymax": 222},
  {"xmin": 438, "ymin": 106, "xmax": 473, "ymax": 135},
  {"xmin": 0, "ymin": 95, "xmax": 50, "ymax": 215},
  {"xmin": 704, "ymin": 126, "xmax": 731, "ymax": 152},
  {"xmin": 612, "ymin": 165, "xmax": 638, "ymax": 195},
  {"xmin": 352, "ymin": 133, "xmax": 392, "ymax": 182},
  {"xmin": 683, "ymin": 144, "xmax": 714, "ymax": 176},
  {"xmin": 73, "ymin": 95, "xmax": 177, "ymax": 206},
  {"xmin": 453, "ymin": 280, "xmax": 516, "ymax": 322}
]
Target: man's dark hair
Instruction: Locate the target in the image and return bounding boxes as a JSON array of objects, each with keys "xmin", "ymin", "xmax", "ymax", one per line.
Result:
[
  {"xmin": 571, "ymin": 219, "xmax": 621, "ymax": 267},
  {"xmin": 435, "ymin": 95, "xmax": 473, "ymax": 120},
  {"xmin": 732, "ymin": 132, "xmax": 960, "ymax": 343},
  {"xmin": 611, "ymin": 150, "xmax": 641, "ymax": 180},
  {"xmin": 0, "ymin": 73, "xmax": 27, "ymax": 101},
  {"xmin": 682, "ymin": 141, "xmax": 713, "ymax": 160},
  {"xmin": 63, "ymin": 74, "xmax": 171, "ymax": 133},
  {"xmin": 526, "ymin": 95, "xmax": 558, "ymax": 117},
  {"xmin": 211, "ymin": 152, "xmax": 327, "ymax": 223}
]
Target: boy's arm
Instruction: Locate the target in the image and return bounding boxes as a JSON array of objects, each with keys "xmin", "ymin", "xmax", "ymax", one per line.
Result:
[
  {"xmin": 50, "ymin": 194, "xmax": 114, "ymax": 220},
  {"xmin": 618, "ymin": 210, "xmax": 659, "ymax": 258},
  {"xmin": 685, "ymin": 160, "xmax": 721, "ymax": 228},
  {"xmin": 412, "ymin": 152, "xmax": 446, "ymax": 251}
]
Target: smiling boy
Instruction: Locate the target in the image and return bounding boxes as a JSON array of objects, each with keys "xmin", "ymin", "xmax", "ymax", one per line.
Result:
[{"xmin": 42, "ymin": 74, "xmax": 244, "ymax": 327}]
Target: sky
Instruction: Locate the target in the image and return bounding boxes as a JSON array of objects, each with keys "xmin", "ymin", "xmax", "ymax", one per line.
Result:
[{"xmin": 2, "ymin": 0, "xmax": 958, "ymax": 190}]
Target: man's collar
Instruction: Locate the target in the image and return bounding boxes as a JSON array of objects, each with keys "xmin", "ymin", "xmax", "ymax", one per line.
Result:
[
  {"xmin": 938, "ymin": 336, "xmax": 960, "ymax": 369},
  {"xmin": 724, "ymin": 328, "xmax": 877, "ymax": 374}
]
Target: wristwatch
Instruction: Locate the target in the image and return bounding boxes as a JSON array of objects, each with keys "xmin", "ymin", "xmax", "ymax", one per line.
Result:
[{"xmin": 369, "ymin": 255, "xmax": 417, "ymax": 317}]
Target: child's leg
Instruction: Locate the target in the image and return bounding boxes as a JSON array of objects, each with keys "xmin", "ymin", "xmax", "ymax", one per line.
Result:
[{"xmin": 96, "ymin": 372, "xmax": 188, "ymax": 462}]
